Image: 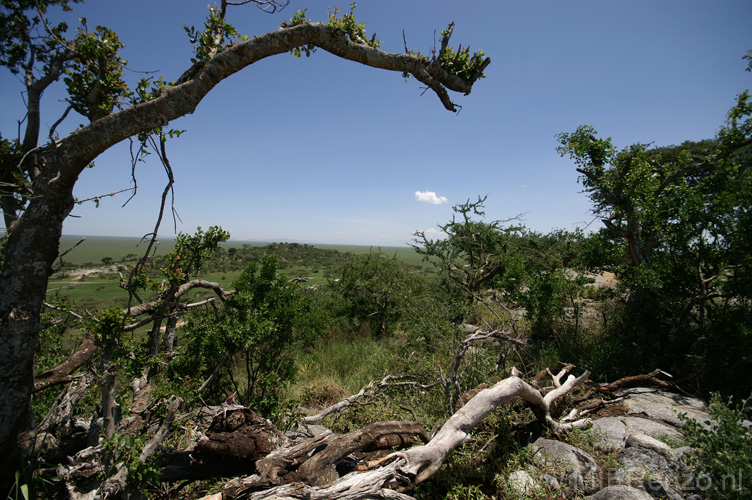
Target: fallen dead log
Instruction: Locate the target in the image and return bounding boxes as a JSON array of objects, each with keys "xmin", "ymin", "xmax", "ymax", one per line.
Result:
[
  {"xmin": 295, "ymin": 421, "xmax": 429, "ymax": 487},
  {"xmin": 194, "ymin": 408, "xmax": 285, "ymax": 474},
  {"xmin": 592, "ymin": 368, "xmax": 678, "ymax": 393},
  {"xmin": 200, "ymin": 366, "xmax": 590, "ymax": 500},
  {"xmin": 26, "ymin": 373, "xmax": 95, "ymax": 462},
  {"xmin": 58, "ymin": 396, "xmax": 183, "ymax": 499},
  {"xmin": 570, "ymin": 369, "xmax": 686, "ymax": 408}
]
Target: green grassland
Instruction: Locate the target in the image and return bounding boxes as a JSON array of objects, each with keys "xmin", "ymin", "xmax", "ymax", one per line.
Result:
[
  {"xmin": 57, "ymin": 235, "xmax": 175, "ymax": 267},
  {"xmin": 57, "ymin": 236, "xmax": 421, "ymax": 266},
  {"xmin": 50, "ymin": 235, "xmax": 428, "ymax": 309}
]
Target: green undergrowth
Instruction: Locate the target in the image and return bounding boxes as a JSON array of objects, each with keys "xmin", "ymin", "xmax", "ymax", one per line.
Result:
[
  {"xmin": 680, "ymin": 393, "xmax": 752, "ymax": 500},
  {"xmin": 288, "ymin": 328, "xmax": 412, "ymax": 404}
]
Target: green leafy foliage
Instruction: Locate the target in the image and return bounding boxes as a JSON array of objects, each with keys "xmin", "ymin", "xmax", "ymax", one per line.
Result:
[
  {"xmin": 184, "ymin": 3, "xmax": 248, "ymax": 63},
  {"xmin": 557, "ymin": 91, "xmax": 752, "ymax": 395},
  {"xmin": 88, "ymin": 307, "xmax": 126, "ymax": 357},
  {"xmin": 0, "ymin": 0, "xmax": 81, "ymax": 74},
  {"xmin": 522, "ymin": 267, "xmax": 588, "ymax": 341},
  {"xmin": 64, "ymin": 22, "xmax": 129, "ymax": 121},
  {"xmin": 102, "ymin": 432, "xmax": 160, "ymax": 488},
  {"xmin": 326, "ymin": 3, "xmax": 380, "ymax": 49},
  {"xmin": 177, "ymin": 255, "xmax": 314, "ymax": 419},
  {"xmin": 332, "ymin": 250, "xmax": 418, "ymax": 336},
  {"xmin": 438, "ymin": 29, "xmax": 487, "ymax": 83},
  {"xmin": 412, "ymin": 196, "xmax": 524, "ymax": 307},
  {"xmin": 280, "ymin": 8, "xmax": 316, "ymax": 57},
  {"xmin": 161, "ymin": 226, "xmax": 230, "ymax": 285},
  {"xmin": 280, "ymin": 7, "xmax": 309, "ymax": 28},
  {"xmin": 504, "ymin": 229, "xmax": 591, "ymax": 343},
  {"xmin": 282, "ymin": 3, "xmax": 380, "ymax": 58},
  {"xmin": 128, "ymin": 226, "xmax": 230, "ymax": 296},
  {"xmin": 402, "ymin": 26, "xmax": 487, "ymax": 83},
  {"xmin": 681, "ymin": 393, "xmax": 752, "ymax": 499}
]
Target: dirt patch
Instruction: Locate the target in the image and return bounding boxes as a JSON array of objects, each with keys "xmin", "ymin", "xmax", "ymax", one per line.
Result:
[
  {"xmin": 66, "ymin": 266, "xmax": 118, "ymax": 280},
  {"xmin": 593, "ymin": 402, "xmax": 627, "ymax": 418}
]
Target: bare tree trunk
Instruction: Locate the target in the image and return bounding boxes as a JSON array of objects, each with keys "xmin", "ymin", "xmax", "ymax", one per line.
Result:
[
  {"xmin": 102, "ymin": 364, "xmax": 119, "ymax": 440},
  {"xmin": 149, "ymin": 318, "xmax": 163, "ymax": 358},
  {"xmin": 162, "ymin": 315, "xmax": 179, "ymax": 354},
  {"xmin": 0, "ymin": 167, "xmax": 76, "ymax": 484}
]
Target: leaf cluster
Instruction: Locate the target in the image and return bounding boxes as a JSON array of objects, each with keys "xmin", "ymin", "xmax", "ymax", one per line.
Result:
[
  {"xmin": 680, "ymin": 393, "xmax": 752, "ymax": 499},
  {"xmin": 280, "ymin": 8, "xmax": 315, "ymax": 57},
  {"xmin": 184, "ymin": 3, "xmax": 248, "ymax": 63},
  {"xmin": 64, "ymin": 22, "xmax": 129, "ymax": 121},
  {"xmin": 102, "ymin": 433, "xmax": 160, "ymax": 488},
  {"xmin": 327, "ymin": 3, "xmax": 380, "ymax": 49},
  {"xmin": 438, "ymin": 36, "xmax": 487, "ymax": 83},
  {"xmin": 87, "ymin": 307, "xmax": 126, "ymax": 356},
  {"xmin": 161, "ymin": 226, "xmax": 230, "ymax": 285},
  {"xmin": 0, "ymin": 0, "xmax": 79, "ymax": 74}
]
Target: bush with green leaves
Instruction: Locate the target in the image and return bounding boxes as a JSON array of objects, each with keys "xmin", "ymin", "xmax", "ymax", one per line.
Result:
[
  {"xmin": 412, "ymin": 196, "xmax": 526, "ymax": 311},
  {"xmin": 511, "ymin": 230, "xmax": 608, "ymax": 375},
  {"xmin": 177, "ymin": 254, "xmax": 316, "ymax": 418},
  {"xmin": 681, "ymin": 392, "xmax": 752, "ymax": 500},
  {"xmin": 331, "ymin": 250, "xmax": 423, "ymax": 336}
]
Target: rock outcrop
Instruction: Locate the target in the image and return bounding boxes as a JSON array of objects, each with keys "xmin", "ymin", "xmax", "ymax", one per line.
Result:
[{"xmin": 507, "ymin": 388, "xmax": 711, "ymax": 499}]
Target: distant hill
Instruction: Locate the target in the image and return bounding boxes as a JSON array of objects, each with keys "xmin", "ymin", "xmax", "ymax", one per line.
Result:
[{"xmin": 57, "ymin": 235, "xmax": 422, "ymax": 269}]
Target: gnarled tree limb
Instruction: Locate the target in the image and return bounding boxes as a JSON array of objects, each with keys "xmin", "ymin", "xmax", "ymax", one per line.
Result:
[
  {"xmin": 33, "ymin": 332, "xmax": 97, "ymax": 393},
  {"xmin": 206, "ymin": 366, "xmax": 589, "ymax": 500}
]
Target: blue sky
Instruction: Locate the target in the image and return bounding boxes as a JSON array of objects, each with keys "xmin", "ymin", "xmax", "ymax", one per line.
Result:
[{"xmin": 1, "ymin": 0, "xmax": 750, "ymax": 246}]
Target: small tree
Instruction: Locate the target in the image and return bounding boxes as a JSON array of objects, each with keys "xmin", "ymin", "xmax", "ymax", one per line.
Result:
[
  {"xmin": 516, "ymin": 230, "xmax": 591, "ymax": 342},
  {"xmin": 178, "ymin": 254, "xmax": 312, "ymax": 417},
  {"xmin": 334, "ymin": 251, "xmax": 418, "ymax": 336},
  {"xmin": 412, "ymin": 196, "xmax": 524, "ymax": 310},
  {"xmin": 129, "ymin": 225, "xmax": 230, "ymax": 357},
  {"xmin": 557, "ymin": 88, "xmax": 752, "ymax": 393}
]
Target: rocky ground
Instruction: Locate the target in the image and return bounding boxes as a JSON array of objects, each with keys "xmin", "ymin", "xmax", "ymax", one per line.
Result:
[{"xmin": 507, "ymin": 387, "xmax": 713, "ymax": 499}]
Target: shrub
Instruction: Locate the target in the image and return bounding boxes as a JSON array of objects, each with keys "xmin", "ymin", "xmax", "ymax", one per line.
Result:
[{"xmin": 680, "ymin": 392, "xmax": 752, "ymax": 500}]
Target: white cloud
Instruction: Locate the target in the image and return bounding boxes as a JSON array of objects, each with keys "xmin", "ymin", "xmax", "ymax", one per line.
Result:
[
  {"xmin": 415, "ymin": 190, "xmax": 448, "ymax": 204},
  {"xmin": 413, "ymin": 226, "xmax": 447, "ymax": 242},
  {"xmin": 421, "ymin": 227, "xmax": 446, "ymax": 239}
]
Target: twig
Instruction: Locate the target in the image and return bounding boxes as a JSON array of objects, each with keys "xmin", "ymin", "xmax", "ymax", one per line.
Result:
[
  {"xmin": 51, "ymin": 236, "xmax": 86, "ymax": 274},
  {"xmin": 75, "ymin": 187, "xmax": 135, "ymax": 205}
]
